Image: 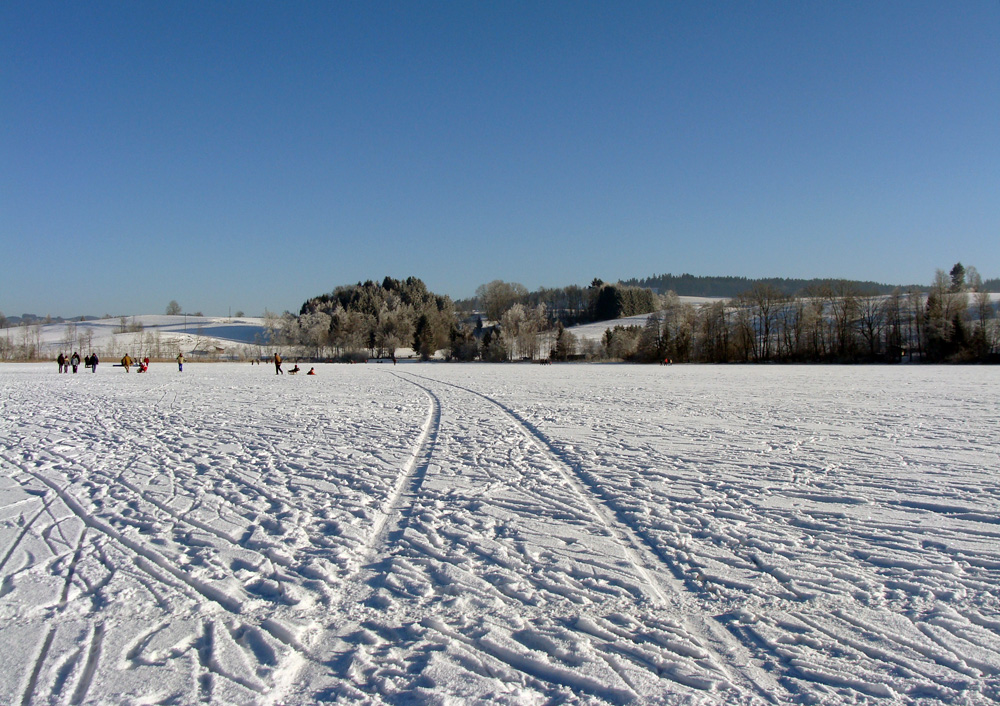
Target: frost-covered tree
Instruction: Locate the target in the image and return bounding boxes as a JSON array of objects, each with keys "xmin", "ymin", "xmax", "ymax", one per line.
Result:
[
  {"xmin": 499, "ymin": 304, "xmax": 526, "ymax": 360},
  {"xmin": 375, "ymin": 304, "xmax": 413, "ymax": 360},
  {"xmin": 476, "ymin": 280, "xmax": 528, "ymax": 323},
  {"xmin": 300, "ymin": 311, "xmax": 332, "ymax": 358}
]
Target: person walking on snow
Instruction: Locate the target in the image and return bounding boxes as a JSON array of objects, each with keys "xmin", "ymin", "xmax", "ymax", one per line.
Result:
[
  {"xmin": 90, "ymin": 353, "xmax": 99, "ymax": 373},
  {"xmin": 121, "ymin": 354, "xmax": 132, "ymax": 373},
  {"xmin": 176, "ymin": 352, "xmax": 184, "ymax": 371},
  {"xmin": 71, "ymin": 351, "xmax": 81, "ymax": 373},
  {"xmin": 57, "ymin": 353, "xmax": 66, "ymax": 373},
  {"xmin": 274, "ymin": 353, "xmax": 283, "ymax": 375}
]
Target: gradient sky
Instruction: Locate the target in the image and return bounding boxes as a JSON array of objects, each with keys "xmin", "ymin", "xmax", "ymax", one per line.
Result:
[{"xmin": 3, "ymin": 1, "xmax": 998, "ymax": 317}]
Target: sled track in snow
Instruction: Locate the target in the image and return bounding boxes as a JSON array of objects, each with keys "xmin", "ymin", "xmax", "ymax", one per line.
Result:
[
  {"xmin": 393, "ymin": 369, "xmax": 784, "ymax": 703},
  {"xmin": 357, "ymin": 379, "xmax": 440, "ymax": 567}
]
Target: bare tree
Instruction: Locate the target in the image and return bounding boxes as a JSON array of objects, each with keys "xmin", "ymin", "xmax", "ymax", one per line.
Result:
[
  {"xmin": 697, "ymin": 301, "xmax": 730, "ymax": 363},
  {"xmin": 855, "ymin": 292, "xmax": 886, "ymax": 358},
  {"xmin": 906, "ymin": 289, "xmax": 924, "ymax": 360},
  {"xmin": 734, "ymin": 283, "xmax": 786, "ymax": 361},
  {"xmin": 828, "ymin": 282, "xmax": 860, "ymax": 359},
  {"xmin": 776, "ymin": 299, "xmax": 806, "ymax": 360},
  {"xmin": 882, "ymin": 289, "xmax": 904, "ymax": 361}
]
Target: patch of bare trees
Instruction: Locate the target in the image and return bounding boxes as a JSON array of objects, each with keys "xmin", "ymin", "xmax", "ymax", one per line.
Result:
[{"xmin": 601, "ymin": 263, "xmax": 996, "ymax": 364}]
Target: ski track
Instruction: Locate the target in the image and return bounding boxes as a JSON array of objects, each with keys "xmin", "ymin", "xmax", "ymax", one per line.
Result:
[
  {"xmin": 1, "ymin": 363, "xmax": 998, "ymax": 705},
  {"xmin": 394, "ymin": 368, "xmax": 783, "ymax": 702}
]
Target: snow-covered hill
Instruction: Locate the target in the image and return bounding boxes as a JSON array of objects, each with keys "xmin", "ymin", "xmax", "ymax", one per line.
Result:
[
  {"xmin": 6, "ymin": 315, "xmax": 270, "ymax": 358},
  {"xmin": 566, "ymin": 296, "xmax": 721, "ymax": 342}
]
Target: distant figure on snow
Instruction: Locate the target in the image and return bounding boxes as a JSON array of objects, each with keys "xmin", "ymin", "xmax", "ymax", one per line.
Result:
[
  {"xmin": 288, "ymin": 365, "xmax": 300, "ymax": 375},
  {"xmin": 274, "ymin": 353, "xmax": 283, "ymax": 375},
  {"xmin": 57, "ymin": 353, "xmax": 66, "ymax": 373},
  {"xmin": 71, "ymin": 351, "xmax": 81, "ymax": 373},
  {"xmin": 121, "ymin": 354, "xmax": 132, "ymax": 373},
  {"xmin": 307, "ymin": 367, "xmax": 316, "ymax": 375},
  {"xmin": 90, "ymin": 353, "xmax": 99, "ymax": 373},
  {"xmin": 177, "ymin": 352, "xmax": 184, "ymax": 372}
]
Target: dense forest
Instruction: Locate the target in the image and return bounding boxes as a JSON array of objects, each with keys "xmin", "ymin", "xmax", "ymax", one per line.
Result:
[
  {"xmin": 619, "ymin": 273, "xmax": 916, "ymax": 298},
  {"xmin": 286, "ymin": 276, "xmax": 455, "ymax": 361},
  {"xmin": 276, "ymin": 263, "xmax": 997, "ymax": 364}
]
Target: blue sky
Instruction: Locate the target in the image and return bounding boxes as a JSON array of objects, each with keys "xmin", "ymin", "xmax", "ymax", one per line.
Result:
[{"xmin": 3, "ymin": 1, "xmax": 998, "ymax": 317}]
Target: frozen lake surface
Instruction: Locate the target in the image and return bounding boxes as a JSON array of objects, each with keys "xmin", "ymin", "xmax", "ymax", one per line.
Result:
[{"xmin": 1, "ymin": 362, "xmax": 998, "ymax": 705}]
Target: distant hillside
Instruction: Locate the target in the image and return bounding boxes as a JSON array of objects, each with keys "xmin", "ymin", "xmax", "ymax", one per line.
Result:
[
  {"xmin": 1, "ymin": 315, "xmax": 269, "ymax": 360},
  {"xmin": 620, "ymin": 273, "xmax": 922, "ymax": 298}
]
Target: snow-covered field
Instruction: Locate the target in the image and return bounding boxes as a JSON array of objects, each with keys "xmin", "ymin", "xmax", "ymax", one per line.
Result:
[{"xmin": 1, "ymin": 362, "xmax": 998, "ymax": 705}]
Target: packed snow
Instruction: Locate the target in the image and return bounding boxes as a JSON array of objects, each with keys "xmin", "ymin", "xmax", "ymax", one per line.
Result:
[{"xmin": 1, "ymin": 361, "xmax": 998, "ymax": 705}]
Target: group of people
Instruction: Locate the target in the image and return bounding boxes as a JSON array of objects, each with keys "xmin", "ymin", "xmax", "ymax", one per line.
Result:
[
  {"xmin": 119, "ymin": 354, "xmax": 150, "ymax": 373},
  {"xmin": 272, "ymin": 354, "xmax": 314, "ymax": 375},
  {"xmin": 56, "ymin": 351, "xmax": 314, "ymax": 375},
  {"xmin": 57, "ymin": 352, "xmax": 187, "ymax": 373},
  {"xmin": 56, "ymin": 351, "xmax": 96, "ymax": 373}
]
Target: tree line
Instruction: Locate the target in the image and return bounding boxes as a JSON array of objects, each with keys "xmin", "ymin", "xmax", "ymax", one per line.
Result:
[
  {"xmin": 272, "ymin": 264, "xmax": 996, "ymax": 364},
  {"xmin": 4, "ymin": 265, "xmax": 995, "ymax": 364},
  {"xmin": 460, "ymin": 278, "xmax": 658, "ymax": 326},
  {"xmin": 621, "ymin": 273, "xmax": 951, "ymax": 299},
  {"xmin": 602, "ymin": 263, "xmax": 996, "ymax": 364}
]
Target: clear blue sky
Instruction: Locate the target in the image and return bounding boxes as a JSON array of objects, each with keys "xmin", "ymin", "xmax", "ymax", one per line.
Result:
[{"xmin": 3, "ymin": 1, "xmax": 998, "ymax": 317}]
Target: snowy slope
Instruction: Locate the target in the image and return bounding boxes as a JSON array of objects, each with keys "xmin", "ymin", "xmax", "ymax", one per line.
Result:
[
  {"xmin": 1, "ymin": 363, "xmax": 999, "ymax": 704},
  {"xmin": 566, "ymin": 293, "xmax": 1000, "ymax": 344},
  {"xmin": 14, "ymin": 315, "xmax": 269, "ymax": 357},
  {"xmin": 566, "ymin": 297, "xmax": 721, "ymax": 343}
]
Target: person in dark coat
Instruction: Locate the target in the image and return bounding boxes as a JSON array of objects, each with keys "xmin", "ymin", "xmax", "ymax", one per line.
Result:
[
  {"xmin": 91, "ymin": 353, "xmax": 99, "ymax": 373},
  {"xmin": 57, "ymin": 353, "xmax": 66, "ymax": 373},
  {"xmin": 71, "ymin": 351, "xmax": 81, "ymax": 373}
]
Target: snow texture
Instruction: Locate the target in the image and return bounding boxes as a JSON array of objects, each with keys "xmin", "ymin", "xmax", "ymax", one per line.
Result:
[{"xmin": 1, "ymin": 361, "xmax": 998, "ymax": 705}]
